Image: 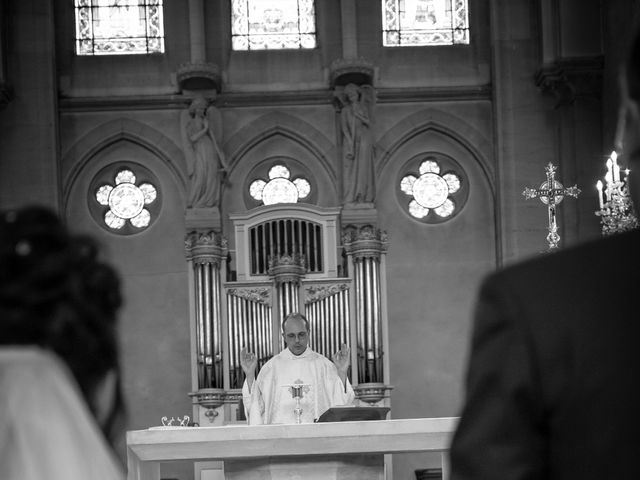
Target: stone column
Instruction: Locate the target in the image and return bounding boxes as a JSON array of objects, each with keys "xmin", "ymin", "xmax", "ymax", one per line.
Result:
[
  {"xmin": 342, "ymin": 225, "xmax": 392, "ymax": 404},
  {"xmin": 329, "ymin": 0, "xmax": 375, "ymax": 88},
  {"xmin": 176, "ymin": 0, "xmax": 221, "ymax": 93},
  {"xmin": 185, "ymin": 230, "xmax": 227, "ymax": 423}
]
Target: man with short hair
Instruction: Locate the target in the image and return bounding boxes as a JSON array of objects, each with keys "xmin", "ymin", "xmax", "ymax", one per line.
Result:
[
  {"xmin": 241, "ymin": 312, "xmax": 354, "ymax": 425},
  {"xmin": 449, "ymin": 30, "xmax": 640, "ymax": 479}
]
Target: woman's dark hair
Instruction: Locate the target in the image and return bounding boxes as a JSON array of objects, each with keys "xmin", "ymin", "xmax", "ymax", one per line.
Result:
[{"xmin": 0, "ymin": 205, "xmax": 124, "ymax": 444}]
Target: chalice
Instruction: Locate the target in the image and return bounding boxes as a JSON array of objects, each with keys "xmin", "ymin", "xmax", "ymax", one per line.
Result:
[{"xmin": 282, "ymin": 380, "xmax": 311, "ymax": 424}]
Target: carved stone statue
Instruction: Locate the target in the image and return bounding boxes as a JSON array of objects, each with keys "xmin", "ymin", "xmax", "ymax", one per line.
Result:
[
  {"xmin": 336, "ymin": 83, "xmax": 376, "ymax": 205},
  {"xmin": 181, "ymin": 96, "xmax": 228, "ymax": 208}
]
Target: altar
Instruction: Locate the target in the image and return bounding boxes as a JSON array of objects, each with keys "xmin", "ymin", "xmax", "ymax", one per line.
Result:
[{"xmin": 126, "ymin": 417, "xmax": 457, "ymax": 480}]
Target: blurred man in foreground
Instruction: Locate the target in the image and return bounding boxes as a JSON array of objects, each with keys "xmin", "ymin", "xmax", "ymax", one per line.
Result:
[{"xmin": 450, "ymin": 30, "xmax": 640, "ymax": 480}]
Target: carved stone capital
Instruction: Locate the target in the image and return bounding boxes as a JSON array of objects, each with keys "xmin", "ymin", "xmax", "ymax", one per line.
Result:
[
  {"xmin": 330, "ymin": 57, "xmax": 376, "ymax": 87},
  {"xmin": 268, "ymin": 253, "xmax": 306, "ymax": 284},
  {"xmin": 342, "ymin": 224, "xmax": 389, "ymax": 259},
  {"xmin": 185, "ymin": 230, "xmax": 228, "ymax": 264},
  {"xmin": 534, "ymin": 56, "xmax": 603, "ymax": 108},
  {"xmin": 177, "ymin": 62, "xmax": 222, "ymax": 92}
]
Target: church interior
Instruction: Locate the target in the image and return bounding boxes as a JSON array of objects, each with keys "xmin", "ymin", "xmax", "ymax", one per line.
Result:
[{"xmin": 1, "ymin": 1, "xmax": 638, "ymax": 479}]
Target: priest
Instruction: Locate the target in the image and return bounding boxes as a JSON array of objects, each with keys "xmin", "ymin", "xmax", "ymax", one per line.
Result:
[{"xmin": 241, "ymin": 312, "xmax": 355, "ymax": 425}]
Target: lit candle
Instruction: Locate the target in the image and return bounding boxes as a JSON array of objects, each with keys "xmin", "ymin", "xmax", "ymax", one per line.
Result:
[
  {"xmin": 605, "ymin": 158, "xmax": 613, "ymax": 185},
  {"xmin": 596, "ymin": 180, "xmax": 604, "ymax": 209},
  {"xmin": 612, "ymin": 152, "xmax": 621, "ymax": 183}
]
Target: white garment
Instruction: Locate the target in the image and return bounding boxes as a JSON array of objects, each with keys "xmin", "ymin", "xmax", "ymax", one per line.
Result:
[
  {"xmin": 0, "ymin": 348, "xmax": 125, "ymax": 480},
  {"xmin": 242, "ymin": 348, "xmax": 355, "ymax": 425}
]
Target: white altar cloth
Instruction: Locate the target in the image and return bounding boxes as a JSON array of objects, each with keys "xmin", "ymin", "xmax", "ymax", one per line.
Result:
[{"xmin": 126, "ymin": 417, "xmax": 458, "ymax": 480}]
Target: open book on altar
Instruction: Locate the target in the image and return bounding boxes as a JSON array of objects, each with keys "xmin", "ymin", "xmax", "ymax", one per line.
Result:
[{"xmin": 315, "ymin": 406, "xmax": 390, "ymax": 422}]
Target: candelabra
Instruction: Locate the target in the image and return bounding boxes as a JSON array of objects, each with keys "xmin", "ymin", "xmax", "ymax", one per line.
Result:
[{"xmin": 595, "ymin": 151, "xmax": 639, "ymax": 236}]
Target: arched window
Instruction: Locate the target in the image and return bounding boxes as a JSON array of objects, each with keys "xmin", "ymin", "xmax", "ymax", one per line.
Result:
[
  {"xmin": 231, "ymin": 0, "xmax": 316, "ymax": 50},
  {"xmin": 382, "ymin": 0, "xmax": 469, "ymax": 47},
  {"xmin": 74, "ymin": 0, "xmax": 165, "ymax": 55}
]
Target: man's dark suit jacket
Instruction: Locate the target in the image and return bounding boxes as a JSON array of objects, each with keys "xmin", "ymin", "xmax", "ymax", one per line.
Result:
[{"xmin": 450, "ymin": 229, "xmax": 640, "ymax": 479}]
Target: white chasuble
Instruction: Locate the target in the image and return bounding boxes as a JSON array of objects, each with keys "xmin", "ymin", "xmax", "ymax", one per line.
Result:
[{"xmin": 242, "ymin": 348, "xmax": 355, "ymax": 425}]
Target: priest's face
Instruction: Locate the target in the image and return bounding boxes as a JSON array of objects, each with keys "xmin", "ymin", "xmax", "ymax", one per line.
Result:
[{"xmin": 282, "ymin": 317, "xmax": 309, "ymax": 356}]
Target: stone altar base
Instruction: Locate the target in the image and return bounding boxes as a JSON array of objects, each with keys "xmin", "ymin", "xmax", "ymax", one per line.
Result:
[{"xmin": 223, "ymin": 454, "xmax": 384, "ymax": 480}]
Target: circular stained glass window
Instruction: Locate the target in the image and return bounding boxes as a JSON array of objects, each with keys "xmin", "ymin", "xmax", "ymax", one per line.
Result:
[
  {"xmin": 412, "ymin": 173, "xmax": 449, "ymax": 208},
  {"xmin": 262, "ymin": 177, "xmax": 299, "ymax": 205},
  {"xmin": 248, "ymin": 163, "xmax": 313, "ymax": 206},
  {"xmin": 108, "ymin": 182, "xmax": 145, "ymax": 219},
  {"xmin": 397, "ymin": 153, "xmax": 468, "ymax": 224},
  {"xmin": 89, "ymin": 162, "xmax": 161, "ymax": 235}
]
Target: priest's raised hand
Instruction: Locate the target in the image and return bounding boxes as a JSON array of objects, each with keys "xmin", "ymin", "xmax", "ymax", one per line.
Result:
[
  {"xmin": 240, "ymin": 346, "xmax": 257, "ymax": 390},
  {"xmin": 331, "ymin": 343, "xmax": 351, "ymax": 389}
]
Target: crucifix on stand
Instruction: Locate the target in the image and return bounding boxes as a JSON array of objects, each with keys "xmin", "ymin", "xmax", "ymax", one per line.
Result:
[{"xmin": 522, "ymin": 162, "xmax": 581, "ymax": 251}]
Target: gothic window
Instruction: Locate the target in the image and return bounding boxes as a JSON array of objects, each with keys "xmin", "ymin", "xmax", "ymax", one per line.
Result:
[
  {"xmin": 398, "ymin": 153, "xmax": 468, "ymax": 223},
  {"xmin": 74, "ymin": 0, "xmax": 165, "ymax": 55},
  {"xmin": 89, "ymin": 163, "xmax": 161, "ymax": 234},
  {"xmin": 248, "ymin": 164, "xmax": 312, "ymax": 206},
  {"xmin": 231, "ymin": 0, "xmax": 316, "ymax": 50},
  {"xmin": 382, "ymin": 0, "xmax": 469, "ymax": 47}
]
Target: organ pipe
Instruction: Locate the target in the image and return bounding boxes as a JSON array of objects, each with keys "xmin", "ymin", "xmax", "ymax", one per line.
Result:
[
  {"xmin": 342, "ymin": 225, "xmax": 388, "ymax": 386},
  {"xmin": 185, "ymin": 231, "xmax": 227, "ymax": 390},
  {"xmin": 225, "ymin": 286, "xmax": 272, "ymax": 388}
]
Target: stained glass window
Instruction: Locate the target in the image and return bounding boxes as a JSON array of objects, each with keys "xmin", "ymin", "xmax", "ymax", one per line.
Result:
[
  {"xmin": 249, "ymin": 164, "xmax": 311, "ymax": 205},
  {"xmin": 382, "ymin": 0, "xmax": 469, "ymax": 47},
  {"xmin": 231, "ymin": 0, "xmax": 317, "ymax": 50},
  {"xmin": 398, "ymin": 154, "xmax": 467, "ymax": 223},
  {"xmin": 94, "ymin": 168, "xmax": 158, "ymax": 231},
  {"xmin": 75, "ymin": 0, "xmax": 165, "ymax": 56}
]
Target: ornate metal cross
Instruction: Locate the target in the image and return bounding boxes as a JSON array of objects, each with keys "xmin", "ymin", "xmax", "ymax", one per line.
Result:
[{"xmin": 523, "ymin": 162, "xmax": 581, "ymax": 250}]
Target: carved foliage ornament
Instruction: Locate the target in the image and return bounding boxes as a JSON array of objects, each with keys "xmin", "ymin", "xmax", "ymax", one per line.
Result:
[
  {"xmin": 185, "ymin": 230, "xmax": 228, "ymax": 263},
  {"xmin": 227, "ymin": 287, "xmax": 271, "ymax": 306},
  {"xmin": 305, "ymin": 283, "xmax": 350, "ymax": 303},
  {"xmin": 268, "ymin": 253, "xmax": 307, "ymax": 283},
  {"xmin": 342, "ymin": 225, "xmax": 389, "ymax": 258}
]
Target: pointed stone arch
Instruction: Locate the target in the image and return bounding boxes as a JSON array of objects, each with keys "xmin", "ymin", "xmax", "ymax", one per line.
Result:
[
  {"xmin": 61, "ymin": 118, "xmax": 187, "ymax": 210},
  {"xmin": 224, "ymin": 111, "xmax": 337, "ymax": 184},
  {"xmin": 376, "ymin": 108, "xmax": 494, "ymax": 194}
]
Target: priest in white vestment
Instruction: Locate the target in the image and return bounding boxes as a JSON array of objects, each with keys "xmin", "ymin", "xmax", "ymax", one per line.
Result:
[{"xmin": 241, "ymin": 312, "xmax": 355, "ymax": 425}]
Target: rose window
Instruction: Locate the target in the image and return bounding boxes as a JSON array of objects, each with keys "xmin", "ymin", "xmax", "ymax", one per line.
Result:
[
  {"xmin": 95, "ymin": 169, "xmax": 157, "ymax": 230},
  {"xmin": 249, "ymin": 164, "xmax": 311, "ymax": 205},
  {"xmin": 399, "ymin": 155, "xmax": 467, "ymax": 223}
]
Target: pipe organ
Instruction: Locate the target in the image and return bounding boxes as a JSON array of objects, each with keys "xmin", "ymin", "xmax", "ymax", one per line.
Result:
[
  {"xmin": 186, "ymin": 205, "xmax": 391, "ymax": 424},
  {"xmin": 225, "ymin": 285, "xmax": 272, "ymax": 389}
]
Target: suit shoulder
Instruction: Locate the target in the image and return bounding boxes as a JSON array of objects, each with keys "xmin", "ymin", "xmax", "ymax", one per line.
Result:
[{"xmin": 486, "ymin": 229, "xmax": 640, "ymax": 290}]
